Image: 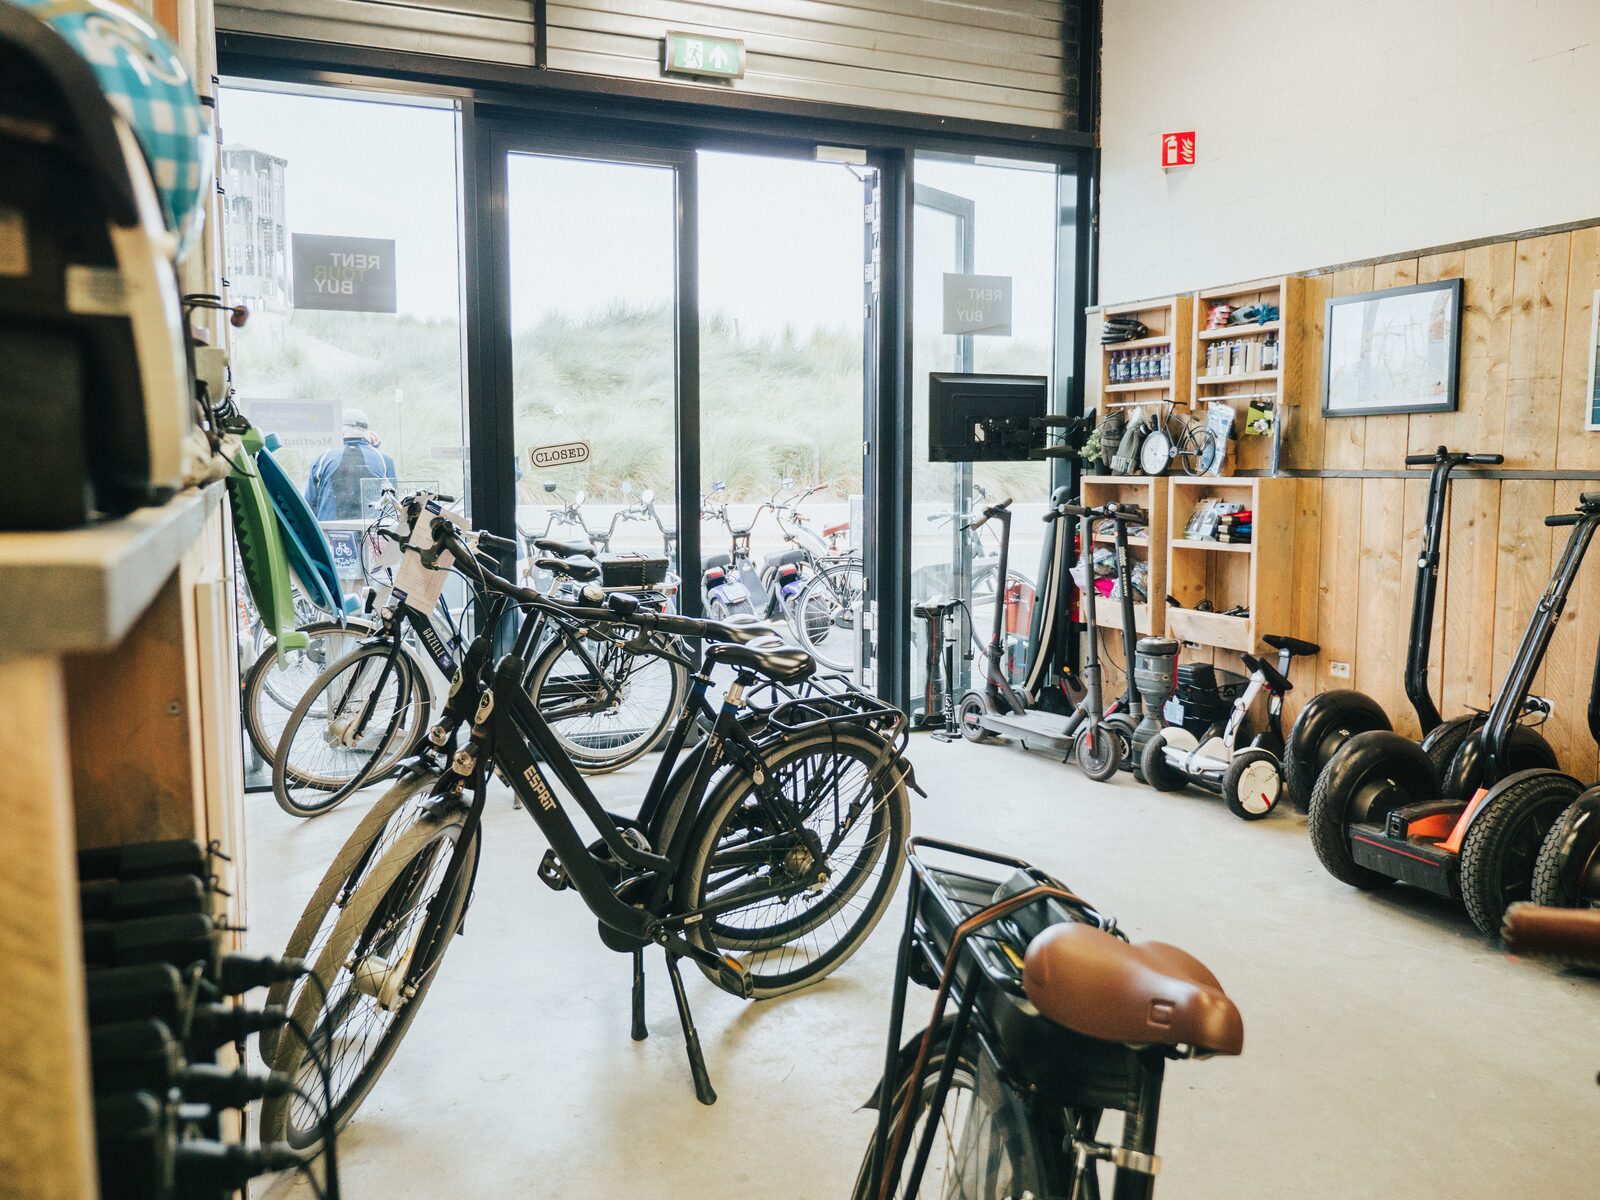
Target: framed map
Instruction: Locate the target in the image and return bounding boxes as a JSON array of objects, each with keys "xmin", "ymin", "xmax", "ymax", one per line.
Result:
[
  {"xmin": 1586, "ymin": 289, "xmax": 1600, "ymax": 431},
  {"xmin": 1323, "ymin": 278, "xmax": 1462, "ymax": 417}
]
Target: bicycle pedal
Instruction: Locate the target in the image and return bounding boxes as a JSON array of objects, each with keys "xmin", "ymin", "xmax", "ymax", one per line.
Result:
[
  {"xmin": 537, "ymin": 850, "xmax": 571, "ymax": 892},
  {"xmin": 717, "ymin": 954, "xmax": 753, "ymax": 1000}
]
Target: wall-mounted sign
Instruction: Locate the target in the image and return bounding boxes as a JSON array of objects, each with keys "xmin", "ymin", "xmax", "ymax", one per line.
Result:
[
  {"xmin": 943, "ymin": 274, "xmax": 1013, "ymax": 337},
  {"xmin": 1161, "ymin": 131, "xmax": 1196, "ymax": 169},
  {"xmin": 662, "ymin": 30, "xmax": 745, "ymax": 80},
  {"xmin": 242, "ymin": 398, "xmax": 338, "ymax": 451},
  {"xmin": 530, "ymin": 440, "xmax": 591, "ymax": 469},
  {"xmin": 292, "ymin": 234, "xmax": 397, "ymax": 313}
]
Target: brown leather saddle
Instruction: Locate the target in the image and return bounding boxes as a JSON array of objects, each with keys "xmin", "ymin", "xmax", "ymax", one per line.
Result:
[{"xmin": 1023, "ymin": 922, "xmax": 1243, "ymax": 1058}]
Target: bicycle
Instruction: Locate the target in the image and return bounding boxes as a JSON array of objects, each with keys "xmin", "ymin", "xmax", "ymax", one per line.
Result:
[
  {"xmin": 271, "ymin": 495, "xmax": 686, "ymax": 816},
  {"xmin": 258, "ymin": 515, "xmax": 918, "ymax": 1151},
  {"xmin": 857, "ymin": 838, "xmax": 1244, "ymax": 1200}
]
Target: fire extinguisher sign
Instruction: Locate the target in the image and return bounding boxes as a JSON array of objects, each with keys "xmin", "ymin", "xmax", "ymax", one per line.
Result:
[{"xmin": 1160, "ymin": 131, "xmax": 1196, "ymax": 169}]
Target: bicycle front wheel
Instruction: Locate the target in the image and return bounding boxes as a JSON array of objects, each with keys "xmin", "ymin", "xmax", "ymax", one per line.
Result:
[
  {"xmin": 676, "ymin": 727, "xmax": 909, "ymax": 998},
  {"xmin": 525, "ymin": 629, "xmax": 686, "ymax": 774},
  {"xmin": 242, "ymin": 620, "xmax": 372, "ymax": 764},
  {"xmin": 791, "ymin": 560, "xmax": 864, "ymax": 671},
  {"xmin": 260, "ymin": 806, "xmax": 477, "ymax": 1154},
  {"xmin": 272, "ymin": 644, "xmax": 428, "ymax": 818},
  {"xmin": 853, "ymin": 1027, "xmax": 1062, "ymax": 1200}
]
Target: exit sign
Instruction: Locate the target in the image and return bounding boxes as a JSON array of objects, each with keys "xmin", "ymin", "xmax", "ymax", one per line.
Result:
[
  {"xmin": 1161, "ymin": 131, "xmax": 1196, "ymax": 169},
  {"xmin": 663, "ymin": 30, "xmax": 745, "ymax": 80}
]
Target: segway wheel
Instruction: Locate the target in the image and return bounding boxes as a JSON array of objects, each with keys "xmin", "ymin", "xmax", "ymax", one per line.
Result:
[
  {"xmin": 1074, "ymin": 723, "xmax": 1122, "ymax": 782},
  {"xmin": 1532, "ymin": 787, "xmax": 1600, "ymax": 908},
  {"xmin": 1224, "ymin": 749, "xmax": 1282, "ymax": 821},
  {"xmin": 1459, "ymin": 771, "xmax": 1583, "ymax": 937},
  {"xmin": 956, "ymin": 693, "xmax": 993, "ymax": 743},
  {"xmin": 1307, "ymin": 731, "xmax": 1436, "ymax": 890},
  {"xmin": 1139, "ymin": 732, "xmax": 1187, "ymax": 792}
]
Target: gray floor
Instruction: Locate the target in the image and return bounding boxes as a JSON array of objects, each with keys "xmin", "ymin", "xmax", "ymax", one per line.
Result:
[{"xmin": 249, "ymin": 734, "xmax": 1600, "ymax": 1199}]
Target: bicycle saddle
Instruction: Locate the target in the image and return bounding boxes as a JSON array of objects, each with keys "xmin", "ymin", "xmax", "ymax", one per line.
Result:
[
  {"xmin": 533, "ymin": 537, "xmax": 595, "ymax": 558},
  {"xmin": 707, "ymin": 616, "xmax": 783, "ymax": 645},
  {"xmin": 704, "ymin": 639, "xmax": 816, "ymax": 684},
  {"xmin": 1022, "ymin": 923, "xmax": 1243, "ymax": 1058},
  {"xmin": 1263, "ymin": 633, "xmax": 1320, "ymax": 658},
  {"xmin": 535, "ymin": 555, "xmax": 601, "ymax": 583}
]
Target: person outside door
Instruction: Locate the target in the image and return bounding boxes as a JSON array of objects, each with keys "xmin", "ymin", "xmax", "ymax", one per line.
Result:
[{"xmin": 304, "ymin": 408, "xmax": 398, "ymax": 521}]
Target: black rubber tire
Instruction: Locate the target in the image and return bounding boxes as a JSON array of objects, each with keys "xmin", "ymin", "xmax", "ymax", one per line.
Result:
[
  {"xmin": 1102, "ymin": 711, "xmax": 1137, "ymax": 767},
  {"xmin": 1459, "ymin": 770, "xmax": 1584, "ymax": 936},
  {"xmin": 1224, "ymin": 748, "xmax": 1282, "ymax": 821},
  {"xmin": 1282, "ymin": 690, "xmax": 1393, "ymax": 812},
  {"xmin": 1532, "ymin": 788, "xmax": 1600, "ymax": 908},
  {"xmin": 956, "ymin": 693, "xmax": 992, "ymax": 743},
  {"xmin": 260, "ymin": 808, "xmax": 477, "ymax": 1153},
  {"xmin": 1419, "ymin": 714, "xmax": 1479, "ymax": 782},
  {"xmin": 1441, "ymin": 723, "xmax": 1561, "ymax": 799},
  {"xmin": 1140, "ymin": 731, "xmax": 1188, "ymax": 792},
  {"xmin": 241, "ymin": 620, "xmax": 372, "ymax": 764},
  {"xmin": 1074, "ymin": 722, "xmax": 1122, "ymax": 782},
  {"xmin": 1308, "ymin": 731, "xmax": 1437, "ymax": 890}
]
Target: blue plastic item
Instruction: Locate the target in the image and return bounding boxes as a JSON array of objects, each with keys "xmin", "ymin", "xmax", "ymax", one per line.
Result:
[{"xmin": 258, "ymin": 434, "xmax": 346, "ymax": 617}]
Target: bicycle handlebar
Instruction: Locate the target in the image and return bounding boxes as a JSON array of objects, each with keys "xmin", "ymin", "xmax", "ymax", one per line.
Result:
[
  {"xmin": 1503, "ymin": 903, "xmax": 1600, "ymax": 966},
  {"xmin": 968, "ymin": 498, "xmax": 1013, "ymax": 530},
  {"xmin": 1404, "ymin": 448, "xmax": 1504, "ymax": 467}
]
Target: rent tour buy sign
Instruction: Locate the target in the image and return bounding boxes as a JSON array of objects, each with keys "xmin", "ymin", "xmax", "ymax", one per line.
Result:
[{"xmin": 292, "ymin": 233, "xmax": 398, "ymax": 313}]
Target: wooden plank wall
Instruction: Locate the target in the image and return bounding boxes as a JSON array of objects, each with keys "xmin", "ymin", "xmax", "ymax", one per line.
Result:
[{"xmin": 1279, "ymin": 226, "xmax": 1600, "ymax": 778}]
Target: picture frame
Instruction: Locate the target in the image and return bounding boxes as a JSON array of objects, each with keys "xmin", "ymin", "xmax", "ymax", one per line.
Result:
[
  {"xmin": 1323, "ymin": 278, "xmax": 1462, "ymax": 418},
  {"xmin": 1586, "ymin": 288, "xmax": 1600, "ymax": 431}
]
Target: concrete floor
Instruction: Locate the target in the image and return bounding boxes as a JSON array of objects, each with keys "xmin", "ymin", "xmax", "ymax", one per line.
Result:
[{"xmin": 248, "ymin": 734, "xmax": 1600, "ymax": 1199}]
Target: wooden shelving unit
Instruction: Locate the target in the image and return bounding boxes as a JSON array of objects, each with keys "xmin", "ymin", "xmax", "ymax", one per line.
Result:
[
  {"xmin": 1189, "ymin": 276, "xmax": 1307, "ymax": 474},
  {"xmin": 1092, "ymin": 295, "xmax": 1194, "ymax": 426},
  {"xmin": 1080, "ymin": 475, "xmax": 1168, "ymax": 640},
  {"xmin": 1164, "ymin": 476, "xmax": 1293, "ymax": 655}
]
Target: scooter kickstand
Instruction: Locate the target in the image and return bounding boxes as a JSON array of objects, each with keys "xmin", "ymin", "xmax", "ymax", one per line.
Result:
[
  {"xmin": 630, "ymin": 948, "xmax": 648, "ymax": 1041},
  {"xmin": 663, "ymin": 951, "xmax": 718, "ymax": 1105}
]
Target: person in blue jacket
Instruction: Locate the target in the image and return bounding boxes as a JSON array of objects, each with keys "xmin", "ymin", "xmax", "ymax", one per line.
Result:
[{"xmin": 304, "ymin": 408, "xmax": 398, "ymax": 521}]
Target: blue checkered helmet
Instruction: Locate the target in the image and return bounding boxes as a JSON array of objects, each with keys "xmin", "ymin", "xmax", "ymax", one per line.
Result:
[{"xmin": 8, "ymin": 0, "xmax": 212, "ymax": 259}]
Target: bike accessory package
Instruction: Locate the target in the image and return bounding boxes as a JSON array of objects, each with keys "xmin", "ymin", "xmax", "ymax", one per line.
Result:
[
  {"xmin": 256, "ymin": 431, "xmax": 347, "ymax": 617},
  {"xmin": 226, "ymin": 427, "xmax": 307, "ymax": 659},
  {"xmin": 0, "ymin": 0, "xmax": 210, "ymax": 526},
  {"xmin": 1110, "ymin": 413, "xmax": 1151, "ymax": 476},
  {"xmin": 1100, "ymin": 316, "xmax": 1149, "ymax": 344}
]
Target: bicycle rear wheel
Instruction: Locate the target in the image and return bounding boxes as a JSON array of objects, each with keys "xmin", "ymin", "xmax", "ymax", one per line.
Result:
[
  {"xmin": 260, "ymin": 807, "xmax": 477, "ymax": 1153},
  {"xmin": 676, "ymin": 727, "xmax": 909, "ymax": 997},
  {"xmin": 791, "ymin": 560, "xmax": 864, "ymax": 671},
  {"xmin": 524, "ymin": 629, "xmax": 686, "ymax": 774},
  {"xmin": 272, "ymin": 644, "xmax": 428, "ymax": 818},
  {"xmin": 242, "ymin": 620, "xmax": 372, "ymax": 764}
]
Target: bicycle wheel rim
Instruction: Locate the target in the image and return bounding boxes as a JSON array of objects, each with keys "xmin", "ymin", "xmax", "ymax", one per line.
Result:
[
  {"xmin": 528, "ymin": 633, "xmax": 682, "ymax": 771},
  {"xmin": 796, "ymin": 563, "xmax": 862, "ymax": 670},
  {"xmin": 245, "ymin": 623, "xmax": 370, "ymax": 761}
]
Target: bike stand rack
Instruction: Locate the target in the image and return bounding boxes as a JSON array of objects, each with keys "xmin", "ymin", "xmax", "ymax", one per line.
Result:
[{"xmin": 630, "ymin": 946, "xmax": 720, "ymax": 1105}]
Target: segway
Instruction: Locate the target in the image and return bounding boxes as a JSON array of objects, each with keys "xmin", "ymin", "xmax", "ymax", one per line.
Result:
[
  {"xmin": 956, "ymin": 496, "xmax": 1148, "ymax": 780},
  {"xmin": 1140, "ymin": 634, "xmax": 1320, "ymax": 820},
  {"xmin": 1308, "ymin": 493, "xmax": 1600, "ymax": 933},
  {"xmin": 1282, "ymin": 448, "xmax": 1541, "ymax": 809}
]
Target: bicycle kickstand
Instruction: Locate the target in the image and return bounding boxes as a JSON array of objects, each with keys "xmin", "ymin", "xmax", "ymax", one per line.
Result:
[
  {"xmin": 630, "ymin": 948, "xmax": 648, "ymax": 1041},
  {"xmin": 662, "ymin": 951, "xmax": 718, "ymax": 1105}
]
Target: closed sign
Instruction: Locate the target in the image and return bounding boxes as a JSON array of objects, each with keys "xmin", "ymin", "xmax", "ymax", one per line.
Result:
[{"xmin": 531, "ymin": 441, "xmax": 591, "ymax": 469}]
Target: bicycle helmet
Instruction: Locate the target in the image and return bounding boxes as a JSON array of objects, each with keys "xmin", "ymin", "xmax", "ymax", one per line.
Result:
[{"xmin": 7, "ymin": 0, "xmax": 211, "ymax": 259}]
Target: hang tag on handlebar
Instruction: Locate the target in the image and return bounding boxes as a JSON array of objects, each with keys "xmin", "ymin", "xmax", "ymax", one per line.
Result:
[{"xmin": 391, "ymin": 497, "xmax": 465, "ymax": 615}]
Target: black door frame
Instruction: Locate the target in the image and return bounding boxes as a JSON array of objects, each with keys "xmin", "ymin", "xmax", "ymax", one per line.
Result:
[{"xmin": 216, "ymin": 63, "xmax": 1095, "ymax": 712}]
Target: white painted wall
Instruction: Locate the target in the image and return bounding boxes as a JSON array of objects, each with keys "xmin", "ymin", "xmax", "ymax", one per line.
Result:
[{"xmin": 1098, "ymin": 0, "xmax": 1600, "ymax": 302}]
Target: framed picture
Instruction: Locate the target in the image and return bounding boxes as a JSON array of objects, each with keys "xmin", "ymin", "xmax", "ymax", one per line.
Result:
[
  {"xmin": 1323, "ymin": 278, "xmax": 1462, "ymax": 417},
  {"xmin": 1586, "ymin": 289, "xmax": 1600, "ymax": 431}
]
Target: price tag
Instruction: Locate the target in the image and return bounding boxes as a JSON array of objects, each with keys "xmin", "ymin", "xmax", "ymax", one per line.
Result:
[{"xmin": 389, "ymin": 496, "xmax": 464, "ymax": 615}]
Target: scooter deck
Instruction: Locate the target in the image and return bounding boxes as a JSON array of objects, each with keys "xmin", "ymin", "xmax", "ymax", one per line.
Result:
[
  {"xmin": 982, "ymin": 709, "xmax": 1078, "ymax": 754},
  {"xmin": 1347, "ymin": 821, "xmax": 1458, "ymax": 897}
]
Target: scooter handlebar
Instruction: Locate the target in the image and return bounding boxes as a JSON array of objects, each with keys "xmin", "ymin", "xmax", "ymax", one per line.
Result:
[
  {"xmin": 1403, "ymin": 448, "xmax": 1504, "ymax": 467},
  {"xmin": 968, "ymin": 498, "xmax": 1013, "ymax": 530}
]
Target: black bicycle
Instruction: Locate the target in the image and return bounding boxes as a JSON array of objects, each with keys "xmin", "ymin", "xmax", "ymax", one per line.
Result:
[
  {"xmin": 259, "ymin": 516, "xmax": 917, "ymax": 1151},
  {"xmin": 857, "ymin": 839, "xmax": 1244, "ymax": 1200}
]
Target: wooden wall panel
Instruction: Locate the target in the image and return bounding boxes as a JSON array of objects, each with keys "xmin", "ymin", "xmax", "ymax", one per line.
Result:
[
  {"xmin": 1321, "ymin": 268, "xmax": 1374, "ymax": 470},
  {"xmin": 1313, "ymin": 479, "xmax": 1364, "ymax": 696},
  {"xmin": 1408, "ymin": 250, "xmax": 1468, "ymax": 455},
  {"xmin": 1558, "ymin": 226, "xmax": 1600, "ymax": 471},
  {"xmin": 1439, "ymin": 478, "xmax": 1501, "ymax": 716},
  {"xmin": 1504, "ymin": 234, "xmax": 1571, "ymax": 467},
  {"xmin": 1363, "ymin": 260, "xmax": 1420, "ymax": 470}
]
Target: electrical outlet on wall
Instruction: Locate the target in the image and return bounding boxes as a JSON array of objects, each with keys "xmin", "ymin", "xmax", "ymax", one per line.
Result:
[{"xmin": 1328, "ymin": 661, "xmax": 1351, "ymax": 679}]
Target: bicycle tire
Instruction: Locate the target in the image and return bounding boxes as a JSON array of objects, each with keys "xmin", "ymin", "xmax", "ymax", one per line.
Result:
[
  {"xmin": 676, "ymin": 727, "xmax": 909, "ymax": 998},
  {"xmin": 852, "ymin": 1024, "xmax": 1062, "ymax": 1200},
  {"xmin": 791, "ymin": 560, "xmax": 864, "ymax": 672},
  {"xmin": 524, "ymin": 627, "xmax": 687, "ymax": 775},
  {"xmin": 242, "ymin": 620, "xmax": 372, "ymax": 764},
  {"xmin": 260, "ymin": 807, "xmax": 477, "ymax": 1153},
  {"xmin": 271, "ymin": 644, "xmax": 428, "ymax": 819}
]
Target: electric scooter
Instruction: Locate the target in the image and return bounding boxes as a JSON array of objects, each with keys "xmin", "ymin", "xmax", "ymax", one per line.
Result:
[
  {"xmin": 1141, "ymin": 634, "xmax": 1320, "ymax": 820},
  {"xmin": 1309, "ymin": 493, "xmax": 1600, "ymax": 932},
  {"xmin": 956, "ymin": 496, "xmax": 1146, "ymax": 780},
  {"xmin": 1281, "ymin": 447, "xmax": 1547, "ymax": 809}
]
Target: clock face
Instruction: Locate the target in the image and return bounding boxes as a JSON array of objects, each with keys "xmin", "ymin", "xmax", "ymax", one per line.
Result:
[{"xmin": 1140, "ymin": 428, "xmax": 1174, "ymax": 475}]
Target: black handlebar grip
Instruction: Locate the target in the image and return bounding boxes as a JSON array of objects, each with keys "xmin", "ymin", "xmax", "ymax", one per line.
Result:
[
  {"xmin": 1403, "ymin": 453, "xmax": 1436, "ymax": 465},
  {"xmin": 1545, "ymin": 513, "xmax": 1582, "ymax": 527},
  {"xmin": 1469, "ymin": 454, "xmax": 1505, "ymax": 464},
  {"xmin": 477, "ymin": 531, "xmax": 517, "ymax": 553}
]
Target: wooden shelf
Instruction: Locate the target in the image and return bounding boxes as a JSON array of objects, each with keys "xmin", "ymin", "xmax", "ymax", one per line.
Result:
[
  {"xmin": 1106, "ymin": 334, "xmax": 1173, "ymax": 350},
  {"xmin": 1089, "ymin": 295, "xmax": 1193, "ymax": 419},
  {"xmin": 1105, "ymin": 379, "xmax": 1177, "ymax": 393},
  {"xmin": 1088, "ymin": 600, "xmax": 1152, "ymax": 635},
  {"xmin": 1198, "ymin": 321, "xmax": 1281, "ymax": 340},
  {"xmin": 1196, "ymin": 370, "xmax": 1280, "ymax": 386},
  {"xmin": 1080, "ymin": 475, "xmax": 1168, "ymax": 639},
  {"xmin": 1166, "ymin": 607, "xmax": 1254, "ymax": 653},
  {"xmin": 1094, "ymin": 533, "xmax": 1150, "ymax": 546},
  {"xmin": 1171, "ymin": 538, "xmax": 1253, "ymax": 553}
]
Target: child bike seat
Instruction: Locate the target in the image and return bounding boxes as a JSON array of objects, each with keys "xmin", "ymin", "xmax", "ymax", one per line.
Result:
[
  {"xmin": 704, "ymin": 640, "xmax": 816, "ymax": 684},
  {"xmin": 533, "ymin": 537, "xmax": 596, "ymax": 558},
  {"xmin": 1263, "ymin": 633, "xmax": 1320, "ymax": 658},
  {"xmin": 1023, "ymin": 923, "xmax": 1243, "ymax": 1057}
]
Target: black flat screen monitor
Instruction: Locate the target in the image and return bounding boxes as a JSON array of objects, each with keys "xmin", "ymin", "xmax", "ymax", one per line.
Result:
[{"xmin": 928, "ymin": 373, "xmax": 1048, "ymax": 462}]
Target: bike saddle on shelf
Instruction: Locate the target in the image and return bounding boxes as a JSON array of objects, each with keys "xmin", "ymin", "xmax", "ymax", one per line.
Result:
[
  {"xmin": 535, "ymin": 554, "xmax": 601, "ymax": 583},
  {"xmin": 533, "ymin": 537, "xmax": 595, "ymax": 558},
  {"xmin": 1022, "ymin": 924, "xmax": 1244, "ymax": 1058},
  {"xmin": 1263, "ymin": 633, "xmax": 1320, "ymax": 658},
  {"xmin": 704, "ymin": 640, "xmax": 816, "ymax": 684}
]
